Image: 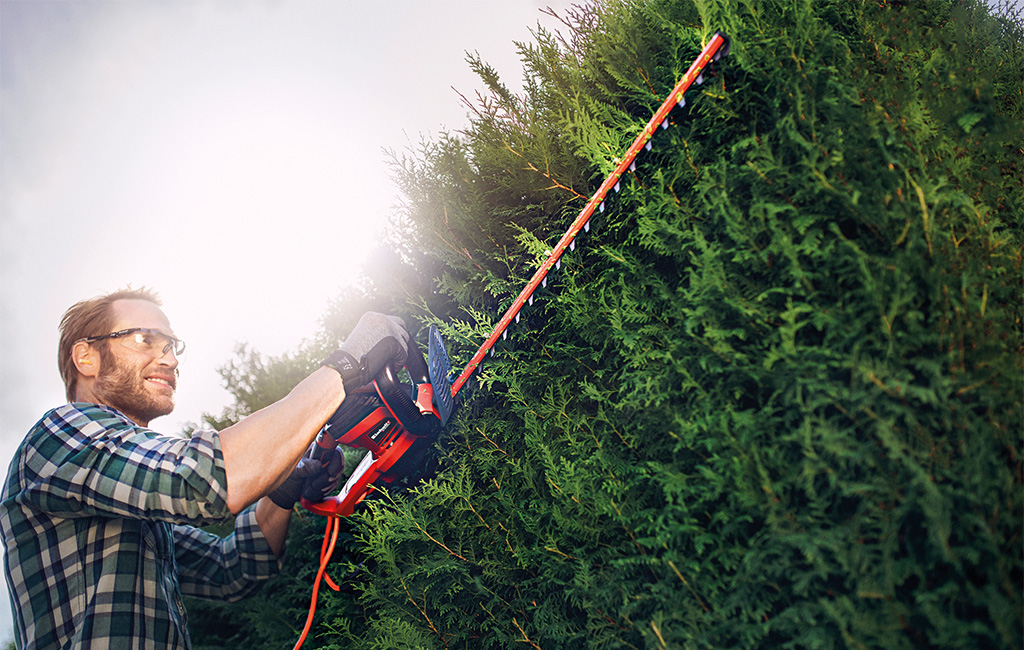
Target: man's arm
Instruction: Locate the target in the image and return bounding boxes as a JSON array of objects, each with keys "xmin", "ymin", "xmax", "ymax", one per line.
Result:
[
  {"xmin": 173, "ymin": 507, "xmax": 282, "ymax": 603},
  {"xmin": 217, "ymin": 312, "xmax": 411, "ymax": 515},
  {"xmin": 255, "ymin": 497, "xmax": 292, "ymax": 557},
  {"xmin": 218, "ymin": 367, "xmax": 344, "ymax": 514}
]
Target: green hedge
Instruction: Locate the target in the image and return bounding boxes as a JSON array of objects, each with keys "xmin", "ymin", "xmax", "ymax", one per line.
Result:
[{"xmin": 190, "ymin": 1, "xmax": 1023, "ymax": 648}]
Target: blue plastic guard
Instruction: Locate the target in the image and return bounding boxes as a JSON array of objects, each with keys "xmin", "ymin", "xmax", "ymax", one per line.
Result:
[{"xmin": 428, "ymin": 325, "xmax": 455, "ymax": 426}]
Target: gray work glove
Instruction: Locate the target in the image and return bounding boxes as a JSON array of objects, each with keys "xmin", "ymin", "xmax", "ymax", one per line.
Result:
[
  {"xmin": 268, "ymin": 447, "xmax": 345, "ymax": 509},
  {"xmin": 322, "ymin": 312, "xmax": 411, "ymax": 391}
]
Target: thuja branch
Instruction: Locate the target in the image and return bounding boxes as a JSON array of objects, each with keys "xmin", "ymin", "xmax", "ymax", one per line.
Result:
[
  {"xmin": 502, "ymin": 139, "xmax": 588, "ymax": 201},
  {"xmin": 413, "ymin": 520, "xmax": 468, "ymax": 562},
  {"xmin": 668, "ymin": 560, "xmax": 710, "ymax": 613},
  {"xmin": 432, "ymin": 205, "xmax": 480, "ymax": 268},
  {"xmin": 379, "ymin": 491, "xmax": 469, "ymax": 562},
  {"xmin": 399, "ymin": 575, "xmax": 449, "ymax": 650},
  {"xmin": 512, "ymin": 618, "xmax": 543, "ymax": 650},
  {"xmin": 458, "ymin": 493, "xmax": 491, "ymax": 529}
]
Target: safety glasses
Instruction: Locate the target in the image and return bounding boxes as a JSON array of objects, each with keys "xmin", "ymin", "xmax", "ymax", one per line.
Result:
[{"xmin": 79, "ymin": 328, "xmax": 186, "ymax": 359}]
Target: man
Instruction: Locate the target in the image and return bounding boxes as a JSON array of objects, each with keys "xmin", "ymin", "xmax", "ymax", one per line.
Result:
[{"xmin": 0, "ymin": 287, "xmax": 410, "ymax": 649}]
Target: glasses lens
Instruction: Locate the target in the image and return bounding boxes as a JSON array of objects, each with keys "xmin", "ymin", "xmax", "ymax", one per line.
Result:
[{"xmin": 118, "ymin": 329, "xmax": 184, "ymax": 358}]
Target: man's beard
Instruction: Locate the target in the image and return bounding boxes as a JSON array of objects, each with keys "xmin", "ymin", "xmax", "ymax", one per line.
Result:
[{"xmin": 94, "ymin": 353, "xmax": 175, "ymax": 425}]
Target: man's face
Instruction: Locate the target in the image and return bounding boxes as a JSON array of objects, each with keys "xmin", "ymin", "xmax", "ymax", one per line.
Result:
[{"xmin": 92, "ymin": 299, "xmax": 180, "ymax": 426}]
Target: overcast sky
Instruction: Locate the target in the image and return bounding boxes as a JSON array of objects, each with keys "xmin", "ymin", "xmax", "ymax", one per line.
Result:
[{"xmin": 0, "ymin": 0, "xmax": 575, "ymax": 641}]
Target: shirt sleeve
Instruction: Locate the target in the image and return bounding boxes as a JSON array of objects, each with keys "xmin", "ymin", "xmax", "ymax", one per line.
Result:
[
  {"xmin": 9, "ymin": 403, "xmax": 231, "ymax": 525},
  {"xmin": 173, "ymin": 506, "xmax": 281, "ymax": 602}
]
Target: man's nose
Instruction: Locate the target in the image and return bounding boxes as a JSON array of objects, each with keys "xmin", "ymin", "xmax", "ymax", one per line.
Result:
[{"xmin": 156, "ymin": 347, "xmax": 180, "ymax": 368}]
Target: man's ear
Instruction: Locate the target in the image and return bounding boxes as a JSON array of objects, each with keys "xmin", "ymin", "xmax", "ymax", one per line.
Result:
[{"xmin": 72, "ymin": 341, "xmax": 100, "ymax": 378}]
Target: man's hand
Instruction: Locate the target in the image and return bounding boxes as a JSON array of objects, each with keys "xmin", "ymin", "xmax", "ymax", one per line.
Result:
[
  {"xmin": 323, "ymin": 312, "xmax": 411, "ymax": 391},
  {"xmin": 268, "ymin": 447, "xmax": 345, "ymax": 510},
  {"xmin": 301, "ymin": 447, "xmax": 345, "ymax": 504}
]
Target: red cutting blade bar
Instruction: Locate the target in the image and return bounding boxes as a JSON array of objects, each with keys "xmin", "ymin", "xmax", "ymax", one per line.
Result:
[{"xmin": 451, "ymin": 31, "xmax": 729, "ymax": 397}]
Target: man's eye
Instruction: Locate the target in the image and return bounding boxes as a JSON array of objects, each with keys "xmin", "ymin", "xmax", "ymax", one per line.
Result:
[{"xmin": 136, "ymin": 333, "xmax": 155, "ymax": 346}]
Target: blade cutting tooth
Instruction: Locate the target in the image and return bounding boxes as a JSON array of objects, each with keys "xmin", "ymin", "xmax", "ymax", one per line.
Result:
[
  {"xmin": 599, "ymin": 202, "xmax": 605, "ymax": 212},
  {"xmin": 678, "ymin": 96, "xmax": 686, "ymax": 109},
  {"xmin": 515, "ymin": 312, "xmax": 520, "ymax": 323},
  {"xmin": 614, "ymin": 181, "xmax": 620, "ymax": 193},
  {"xmin": 502, "ymin": 330, "xmax": 507, "ymax": 341},
  {"xmin": 584, "ymin": 221, "xmax": 590, "ymax": 232},
  {"xmin": 528, "ymin": 295, "xmax": 533, "ymax": 306},
  {"xmin": 629, "ymin": 161, "xmax": 636, "ymax": 172},
  {"xmin": 660, "ymin": 118, "xmax": 668, "ymax": 130},
  {"xmin": 645, "ymin": 141, "xmax": 652, "ymax": 151},
  {"xmin": 542, "ymin": 277, "xmax": 547, "ymax": 288},
  {"xmin": 555, "ymin": 259, "xmax": 560, "ymax": 270},
  {"xmin": 696, "ymin": 73, "xmax": 703, "ymax": 85}
]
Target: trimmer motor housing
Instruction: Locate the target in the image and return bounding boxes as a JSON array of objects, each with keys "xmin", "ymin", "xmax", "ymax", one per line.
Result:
[{"xmin": 301, "ymin": 326, "xmax": 453, "ymax": 517}]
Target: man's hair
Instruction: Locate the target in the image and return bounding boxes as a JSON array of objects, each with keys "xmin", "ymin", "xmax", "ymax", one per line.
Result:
[{"xmin": 58, "ymin": 287, "xmax": 163, "ymax": 402}]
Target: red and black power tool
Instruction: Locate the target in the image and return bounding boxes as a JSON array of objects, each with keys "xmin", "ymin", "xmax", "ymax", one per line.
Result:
[{"xmin": 300, "ymin": 325, "xmax": 455, "ymax": 517}]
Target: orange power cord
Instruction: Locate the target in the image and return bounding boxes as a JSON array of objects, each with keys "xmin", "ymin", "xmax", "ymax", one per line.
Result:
[{"xmin": 291, "ymin": 516, "xmax": 342, "ymax": 650}]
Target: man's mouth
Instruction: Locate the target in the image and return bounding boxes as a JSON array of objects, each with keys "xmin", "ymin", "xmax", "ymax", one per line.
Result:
[{"xmin": 146, "ymin": 376, "xmax": 176, "ymax": 390}]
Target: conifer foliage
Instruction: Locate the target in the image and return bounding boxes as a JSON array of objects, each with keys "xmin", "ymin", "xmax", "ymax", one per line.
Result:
[
  {"xmin": 344, "ymin": 1, "xmax": 1023, "ymax": 648},
  {"xmin": 193, "ymin": 1, "xmax": 1022, "ymax": 648}
]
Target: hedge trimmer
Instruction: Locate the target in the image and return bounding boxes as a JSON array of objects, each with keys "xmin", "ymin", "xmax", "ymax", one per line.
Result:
[{"xmin": 291, "ymin": 30, "xmax": 730, "ymax": 649}]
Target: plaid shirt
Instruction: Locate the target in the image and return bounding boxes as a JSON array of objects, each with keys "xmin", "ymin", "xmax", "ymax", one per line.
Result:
[{"xmin": 0, "ymin": 403, "xmax": 281, "ymax": 649}]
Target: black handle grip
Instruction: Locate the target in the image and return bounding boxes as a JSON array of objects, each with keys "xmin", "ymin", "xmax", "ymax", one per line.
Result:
[
  {"xmin": 404, "ymin": 341, "xmax": 430, "ymax": 385},
  {"xmin": 374, "ymin": 362, "xmax": 439, "ymax": 438},
  {"xmin": 310, "ymin": 426, "xmax": 338, "ymax": 462}
]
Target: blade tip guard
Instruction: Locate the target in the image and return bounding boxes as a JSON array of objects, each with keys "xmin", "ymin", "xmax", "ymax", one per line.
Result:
[
  {"xmin": 712, "ymin": 31, "xmax": 731, "ymax": 60},
  {"xmin": 428, "ymin": 325, "xmax": 456, "ymax": 424}
]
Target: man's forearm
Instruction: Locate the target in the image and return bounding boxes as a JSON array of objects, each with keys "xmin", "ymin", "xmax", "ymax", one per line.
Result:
[
  {"xmin": 219, "ymin": 367, "xmax": 345, "ymax": 514},
  {"xmin": 255, "ymin": 496, "xmax": 292, "ymax": 557}
]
